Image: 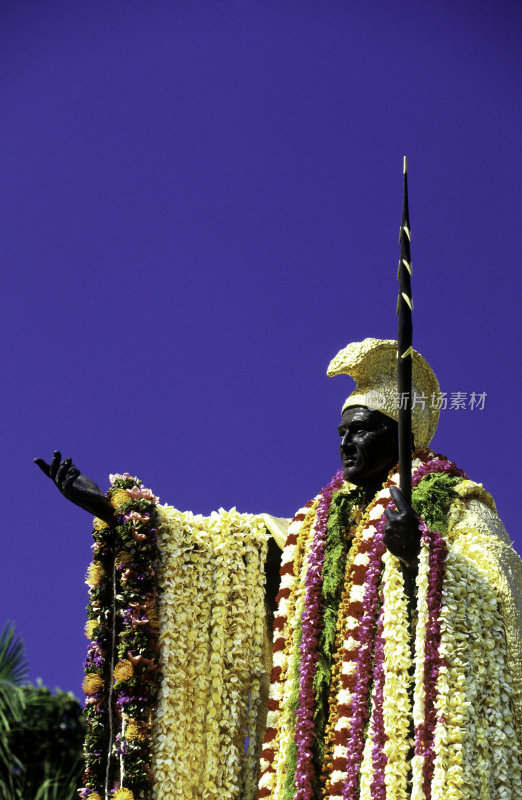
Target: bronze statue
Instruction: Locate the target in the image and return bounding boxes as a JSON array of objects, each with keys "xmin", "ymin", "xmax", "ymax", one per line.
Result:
[
  {"xmin": 33, "ymin": 168, "xmax": 522, "ymax": 798},
  {"xmin": 34, "ymin": 338, "xmax": 522, "ymax": 799}
]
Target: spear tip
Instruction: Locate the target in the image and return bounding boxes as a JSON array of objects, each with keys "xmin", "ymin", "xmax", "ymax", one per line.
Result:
[{"xmin": 403, "ymin": 155, "xmax": 407, "ymax": 174}]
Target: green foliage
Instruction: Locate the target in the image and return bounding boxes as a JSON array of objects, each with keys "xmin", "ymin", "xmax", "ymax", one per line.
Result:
[
  {"xmin": 0, "ymin": 622, "xmax": 28, "ymax": 797},
  {"xmin": 9, "ymin": 681, "xmax": 84, "ymax": 798},
  {"xmin": 0, "ymin": 623, "xmax": 84, "ymax": 800},
  {"xmin": 0, "ymin": 623, "xmax": 28, "ymax": 688},
  {"xmin": 411, "ymin": 473, "xmax": 462, "ymax": 532}
]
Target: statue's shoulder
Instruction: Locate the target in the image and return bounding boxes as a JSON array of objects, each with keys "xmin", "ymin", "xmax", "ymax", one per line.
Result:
[
  {"xmin": 447, "ymin": 478, "xmax": 515, "ymax": 551},
  {"xmin": 453, "ymin": 478, "xmax": 497, "ymax": 513},
  {"xmin": 261, "ymin": 514, "xmax": 291, "ymax": 550}
]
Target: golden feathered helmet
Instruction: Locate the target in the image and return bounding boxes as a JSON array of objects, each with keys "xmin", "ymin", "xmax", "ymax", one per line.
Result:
[{"xmin": 327, "ymin": 338, "xmax": 440, "ymax": 448}]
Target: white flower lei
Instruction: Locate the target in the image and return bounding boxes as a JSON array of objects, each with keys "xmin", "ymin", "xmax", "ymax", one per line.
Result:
[
  {"xmin": 381, "ymin": 551, "xmax": 413, "ymax": 800},
  {"xmin": 411, "ymin": 537, "xmax": 431, "ymax": 800},
  {"xmin": 151, "ymin": 504, "xmax": 268, "ymax": 800}
]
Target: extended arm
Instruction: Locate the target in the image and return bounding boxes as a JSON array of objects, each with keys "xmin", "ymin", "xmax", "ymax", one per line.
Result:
[{"xmin": 34, "ymin": 450, "xmax": 116, "ymax": 525}]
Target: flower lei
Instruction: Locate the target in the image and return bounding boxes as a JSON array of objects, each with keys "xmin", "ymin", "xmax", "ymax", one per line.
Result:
[
  {"xmin": 416, "ymin": 538, "xmax": 522, "ymax": 800},
  {"xmin": 258, "ymin": 450, "xmax": 521, "ymax": 800},
  {"xmin": 149, "ymin": 503, "xmax": 269, "ymax": 800},
  {"xmin": 80, "ymin": 474, "xmax": 161, "ymax": 800},
  {"xmin": 294, "ymin": 471, "xmax": 346, "ymax": 799}
]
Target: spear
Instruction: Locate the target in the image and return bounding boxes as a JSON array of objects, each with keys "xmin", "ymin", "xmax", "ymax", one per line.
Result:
[{"xmin": 397, "ymin": 156, "xmax": 413, "ymax": 505}]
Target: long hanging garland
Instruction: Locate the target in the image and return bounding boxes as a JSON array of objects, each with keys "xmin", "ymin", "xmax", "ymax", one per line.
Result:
[
  {"xmin": 148, "ymin": 503, "xmax": 269, "ymax": 800},
  {"xmin": 80, "ymin": 473, "xmax": 162, "ymax": 800},
  {"xmin": 258, "ymin": 449, "xmax": 522, "ymax": 800}
]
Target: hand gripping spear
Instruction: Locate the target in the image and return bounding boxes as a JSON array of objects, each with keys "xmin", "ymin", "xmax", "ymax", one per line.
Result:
[{"xmin": 397, "ymin": 156, "xmax": 413, "ymax": 505}]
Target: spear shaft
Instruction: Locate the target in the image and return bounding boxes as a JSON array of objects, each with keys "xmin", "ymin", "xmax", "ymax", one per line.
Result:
[{"xmin": 397, "ymin": 157, "xmax": 413, "ymax": 505}]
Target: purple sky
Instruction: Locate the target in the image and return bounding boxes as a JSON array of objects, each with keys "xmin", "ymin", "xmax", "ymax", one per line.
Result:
[{"xmin": 2, "ymin": 1, "xmax": 521, "ymax": 697}]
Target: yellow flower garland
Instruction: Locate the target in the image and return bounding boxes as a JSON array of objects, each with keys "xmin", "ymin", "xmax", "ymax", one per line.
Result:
[
  {"xmin": 430, "ymin": 548, "xmax": 522, "ymax": 800},
  {"xmin": 359, "ymin": 712, "xmax": 376, "ymax": 800},
  {"xmin": 381, "ymin": 551, "xmax": 412, "ymax": 800},
  {"xmin": 151, "ymin": 505, "xmax": 269, "ymax": 800},
  {"xmin": 411, "ymin": 538, "xmax": 431, "ymax": 800}
]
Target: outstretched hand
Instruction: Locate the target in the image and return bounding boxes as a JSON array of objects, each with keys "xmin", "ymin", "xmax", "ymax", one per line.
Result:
[
  {"xmin": 34, "ymin": 450, "xmax": 115, "ymax": 524},
  {"xmin": 383, "ymin": 485, "xmax": 421, "ymax": 572}
]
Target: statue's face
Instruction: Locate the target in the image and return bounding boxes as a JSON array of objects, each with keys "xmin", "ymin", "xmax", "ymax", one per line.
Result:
[{"xmin": 338, "ymin": 406, "xmax": 398, "ymax": 489}]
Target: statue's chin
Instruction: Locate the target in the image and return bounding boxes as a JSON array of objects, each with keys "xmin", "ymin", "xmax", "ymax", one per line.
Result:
[{"xmin": 342, "ymin": 461, "xmax": 363, "ymax": 485}]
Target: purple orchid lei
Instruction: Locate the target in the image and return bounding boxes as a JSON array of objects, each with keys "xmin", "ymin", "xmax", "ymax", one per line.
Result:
[
  {"xmin": 411, "ymin": 453, "xmax": 465, "ymax": 799},
  {"xmin": 293, "ymin": 470, "xmax": 345, "ymax": 800},
  {"xmin": 410, "ymin": 454, "xmax": 465, "ymax": 487},
  {"xmin": 368, "ymin": 604, "xmax": 387, "ymax": 800}
]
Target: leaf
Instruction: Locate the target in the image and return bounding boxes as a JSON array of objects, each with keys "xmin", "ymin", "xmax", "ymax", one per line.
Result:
[{"xmin": 0, "ymin": 622, "xmax": 28, "ymax": 686}]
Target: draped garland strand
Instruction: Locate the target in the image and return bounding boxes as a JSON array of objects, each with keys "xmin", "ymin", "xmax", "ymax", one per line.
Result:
[
  {"xmin": 150, "ymin": 503, "xmax": 268, "ymax": 800},
  {"xmin": 80, "ymin": 473, "xmax": 162, "ymax": 800}
]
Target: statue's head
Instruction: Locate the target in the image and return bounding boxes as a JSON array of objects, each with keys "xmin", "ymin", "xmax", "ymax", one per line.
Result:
[
  {"xmin": 338, "ymin": 405, "xmax": 399, "ymax": 491},
  {"xmin": 328, "ymin": 338, "xmax": 440, "ymax": 449}
]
